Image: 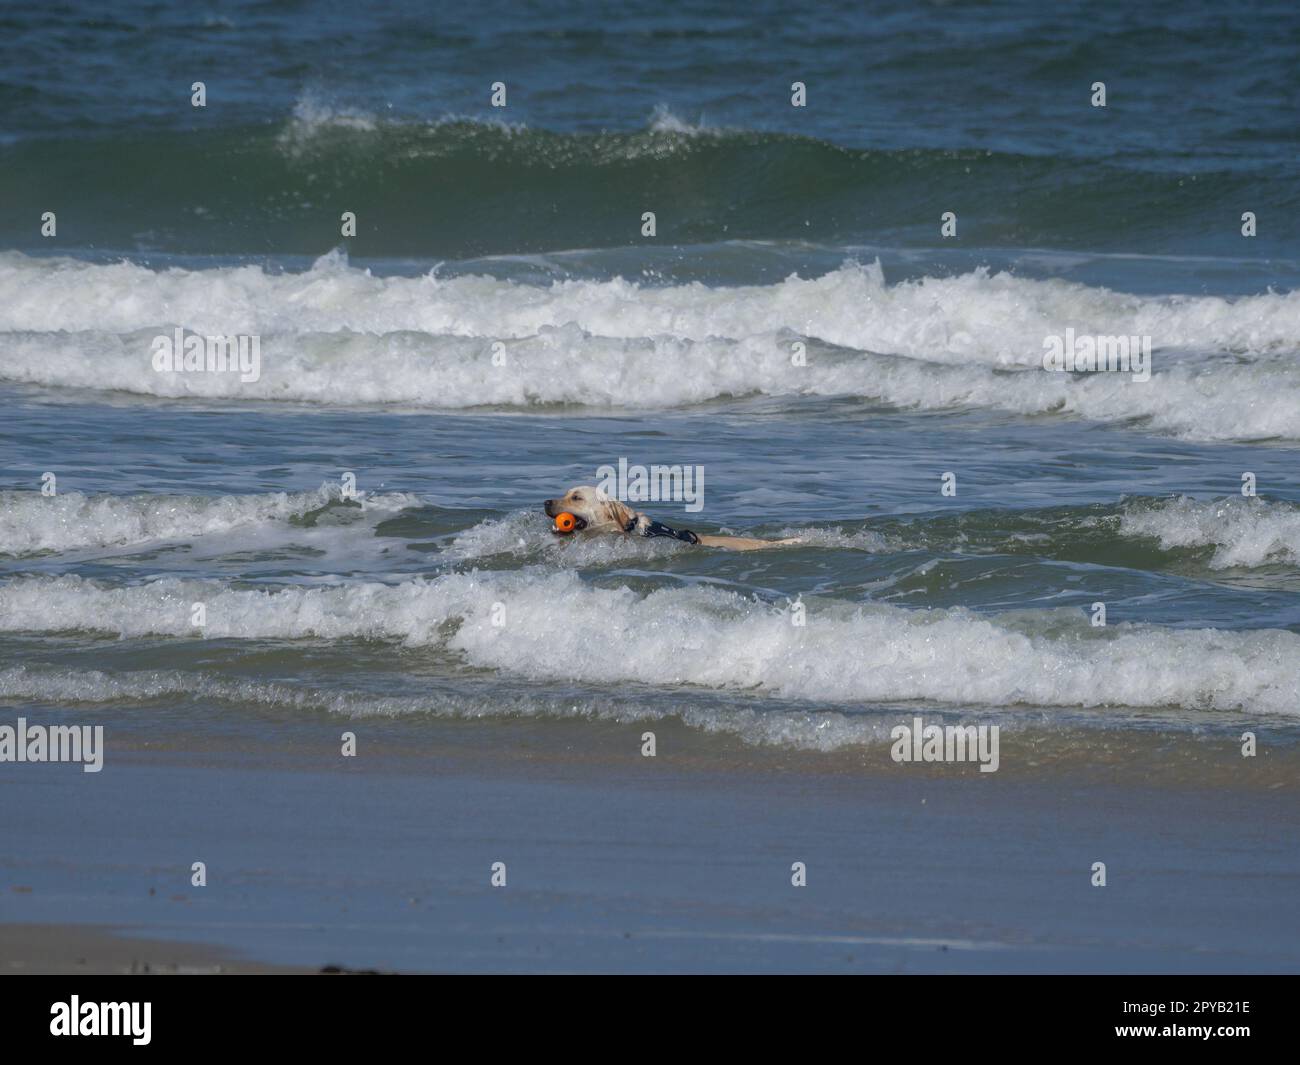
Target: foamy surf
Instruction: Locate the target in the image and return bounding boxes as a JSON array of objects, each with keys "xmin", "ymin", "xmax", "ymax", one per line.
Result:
[
  {"xmin": 3, "ymin": 254, "xmax": 1296, "ymax": 439},
  {"xmin": 0, "ymin": 485, "xmax": 418, "ymax": 556},
  {"xmin": 440, "ymin": 510, "xmax": 695, "ymax": 563},
  {"xmin": 1119, "ymin": 496, "xmax": 1300, "ymax": 569},
  {"xmin": 3, "ymin": 327, "xmax": 1296, "ymax": 439},
  {"xmin": 4, "ymin": 254, "xmax": 1296, "ymax": 360},
  {"xmin": 0, "ymin": 572, "xmax": 1295, "ymax": 717}
]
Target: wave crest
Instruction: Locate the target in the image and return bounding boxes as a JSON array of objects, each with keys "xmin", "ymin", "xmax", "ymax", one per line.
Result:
[{"xmin": 0, "ymin": 572, "xmax": 1295, "ymax": 716}]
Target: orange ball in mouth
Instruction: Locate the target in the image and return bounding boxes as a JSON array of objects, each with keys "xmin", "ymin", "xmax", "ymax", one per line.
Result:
[{"xmin": 552, "ymin": 512, "xmax": 580, "ymax": 534}]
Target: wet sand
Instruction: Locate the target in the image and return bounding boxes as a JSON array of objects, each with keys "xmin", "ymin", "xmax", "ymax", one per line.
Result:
[
  {"xmin": 0, "ymin": 922, "xmax": 308, "ymax": 974},
  {"xmin": 2, "ymin": 717, "xmax": 1297, "ymax": 973}
]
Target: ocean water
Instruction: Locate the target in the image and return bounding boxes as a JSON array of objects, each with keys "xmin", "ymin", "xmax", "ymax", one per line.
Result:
[{"xmin": 2, "ymin": 4, "xmax": 1299, "ymax": 800}]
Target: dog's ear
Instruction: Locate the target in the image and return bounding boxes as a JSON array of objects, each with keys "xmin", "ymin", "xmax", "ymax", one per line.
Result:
[{"xmin": 599, "ymin": 496, "xmax": 637, "ymax": 531}]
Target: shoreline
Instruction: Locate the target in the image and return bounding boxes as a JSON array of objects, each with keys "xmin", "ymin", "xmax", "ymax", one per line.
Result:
[{"xmin": 0, "ymin": 923, "xmax": 313, "ymax": 975}]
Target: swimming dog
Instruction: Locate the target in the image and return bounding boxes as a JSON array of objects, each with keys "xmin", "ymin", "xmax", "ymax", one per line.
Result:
[{"xmin": 543, "ymin": 486, "xmax": 802, "ymax": 551}]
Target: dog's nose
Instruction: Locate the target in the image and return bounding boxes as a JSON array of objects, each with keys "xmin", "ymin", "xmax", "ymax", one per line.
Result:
[{"xmin": 543, "ymin": 499, "xmax": 554, "ymax": 514}]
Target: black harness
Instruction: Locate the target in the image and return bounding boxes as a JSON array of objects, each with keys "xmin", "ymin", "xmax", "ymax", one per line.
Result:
[{"xmin": 625, "ymin": 516, "xmax": 700, "ymax": 545}]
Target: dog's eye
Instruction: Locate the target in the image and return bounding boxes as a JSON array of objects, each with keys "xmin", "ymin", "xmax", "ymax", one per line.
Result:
[{"xmin": 572, "ymin": 494, "xmax": 582, "ymax": 501}]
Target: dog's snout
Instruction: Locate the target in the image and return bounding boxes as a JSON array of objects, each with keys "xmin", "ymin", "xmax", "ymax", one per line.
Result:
[{"xmin": 543, "ymin": 498, "xmax": 555, "ymax": 516}]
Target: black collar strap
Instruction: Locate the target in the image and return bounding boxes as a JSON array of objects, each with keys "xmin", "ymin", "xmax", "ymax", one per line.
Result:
[{"xmin": 637, "ymin": 517, "xmax": 700, "ymax": 545}]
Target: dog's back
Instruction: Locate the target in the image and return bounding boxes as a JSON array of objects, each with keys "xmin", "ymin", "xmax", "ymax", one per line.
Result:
[{"xmin": 692, "ymin": 533, "xmax": 802, "ymax": 551}]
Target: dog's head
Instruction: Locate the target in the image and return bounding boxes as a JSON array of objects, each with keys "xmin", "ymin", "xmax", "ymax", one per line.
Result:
[{"xmin": 543, "ymin": 486, "xmax": 637, "ymax": 535}]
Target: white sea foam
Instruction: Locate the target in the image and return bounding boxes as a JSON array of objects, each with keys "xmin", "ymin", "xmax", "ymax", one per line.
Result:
[
  {"xmin": 646, "ymin": 104, "xmax": 717, "ymax": 136},
  {"xmin": 2, "ymin": 253, "xmax": 1295, "ymax": 360},
  {"xmin": 1120, "ymin": 497, "xmax": 1300, "ymax": 569},
  {"xmin": 2, "ymin": 254, "xmax": 1295, "ymax": 439},
  {"xmin": 283, "ymin": 93, "xmax": 379, "ymax": 134},
  {"xmin": 0, "ymin": 486, "xmax": 417, "ymax": 555},
  {"xmin": 0, "ymin": 572, "xmax": 1294, "ymax": 717},
  {"xmin": 278, "ymin": 93, "xmax": 530, "ymax": 150},
  {"xmin": 441, "ymin": 510, "xmax": 690, "ymax": 563},
  {"xmin": 1, "ymin": 324, "xmax": 1295, "ymax": 440}
]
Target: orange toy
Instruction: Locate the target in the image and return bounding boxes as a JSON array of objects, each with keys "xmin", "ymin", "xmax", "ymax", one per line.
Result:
[{"xmin": 552, "ymin": 512, "xmax": 580, "ymax": 534}]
